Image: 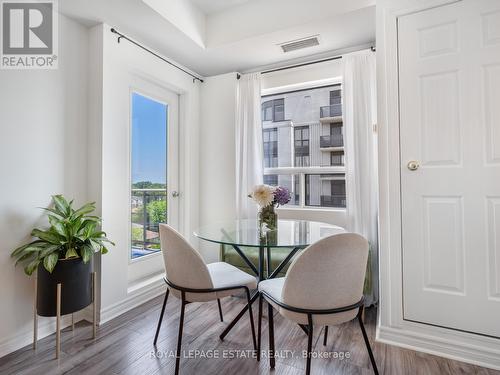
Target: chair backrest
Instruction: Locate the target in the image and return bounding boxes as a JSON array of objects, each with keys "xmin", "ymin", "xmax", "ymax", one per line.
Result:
[
  {"xmin": 159, "ymin": 224, "xmax": 213, "ymax": 290},
  {"xmin": 282, "ymin": 233, "xmax": 369, "ymax": 310}
]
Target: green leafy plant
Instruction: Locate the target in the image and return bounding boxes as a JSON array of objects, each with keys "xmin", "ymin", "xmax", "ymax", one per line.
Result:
[{"xmin": 11, "ymin": 195, "xmax": 114, "ymax": 276}]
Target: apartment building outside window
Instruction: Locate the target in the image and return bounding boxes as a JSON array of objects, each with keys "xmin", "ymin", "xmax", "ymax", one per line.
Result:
[{"xmin": 261, "ymin": 83, "xmax": 346, "ymax": 209}]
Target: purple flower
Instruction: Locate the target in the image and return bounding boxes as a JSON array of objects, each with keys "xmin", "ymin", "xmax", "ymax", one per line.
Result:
[{"xmin": 273, "ymin": 186, "xmax": 291, "ymax": 206}]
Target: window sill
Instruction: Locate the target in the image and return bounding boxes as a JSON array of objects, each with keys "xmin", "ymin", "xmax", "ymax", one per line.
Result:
[{"xmin": 276, "ymin": 206, "xmax": 347, "ymax": 214}]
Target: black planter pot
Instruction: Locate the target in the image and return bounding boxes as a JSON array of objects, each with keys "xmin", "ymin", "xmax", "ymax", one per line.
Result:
[{"xmin": 36, "ymin": 257, "xmax": 93, "ymax": 317}]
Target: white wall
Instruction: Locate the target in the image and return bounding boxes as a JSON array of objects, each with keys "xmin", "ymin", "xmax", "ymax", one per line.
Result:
[
  {"xmin": 199, "ymin": 73, "xmax": 238, "ymax": 262},
  {"xmin": 88, "ymin": 24, "xmax": 202, "ymax": 322},
  {"xmin": 0, "ymin": 15, "xmax": 90, "ymax": 357}
]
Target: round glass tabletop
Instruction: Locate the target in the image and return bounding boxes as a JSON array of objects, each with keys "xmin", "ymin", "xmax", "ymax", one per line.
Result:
[{"xmin": 194, "ymin": 219, "xmax": 345, "ymax": 248}]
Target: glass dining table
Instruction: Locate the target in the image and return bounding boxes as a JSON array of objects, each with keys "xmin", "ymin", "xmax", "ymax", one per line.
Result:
[{"xmin": 194, "ymin": 219, "xmax": 345, "ymax": 341}]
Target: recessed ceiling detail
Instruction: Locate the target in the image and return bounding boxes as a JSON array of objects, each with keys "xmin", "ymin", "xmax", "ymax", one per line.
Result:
[
  {"xmin": 280, "ymin": 36, "xmax": 320, "ymax": 53},
  {"xmin": 59, "ymin": 0, "xmax": 376, "ymax": 76}
]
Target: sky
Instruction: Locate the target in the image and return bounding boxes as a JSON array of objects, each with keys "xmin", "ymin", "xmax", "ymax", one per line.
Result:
[{"xmin": 131, "ymin": 93, "xmax": 168, "ymax": 184}]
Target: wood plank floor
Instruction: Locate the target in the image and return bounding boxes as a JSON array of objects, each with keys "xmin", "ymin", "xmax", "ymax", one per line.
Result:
[{"xmin": 1, "ymin": 294, "xmax": 499, "ymax": 375}]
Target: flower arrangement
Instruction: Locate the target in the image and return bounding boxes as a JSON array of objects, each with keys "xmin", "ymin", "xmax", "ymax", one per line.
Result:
[
  {"xmin": 248, "ymin": 184, "xmax": 291, "ymax": 208},
  {"xmin": 249, "ymin": 184, "xmax": 291, "ymax": 231}
]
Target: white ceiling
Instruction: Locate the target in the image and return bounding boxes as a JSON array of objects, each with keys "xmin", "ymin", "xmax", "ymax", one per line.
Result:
[
  {"xmin": 190, "ymin": 0, "xmax": 254, "ymax": 15},
  {"xmin": 59, "ymin": 0, "xmax": 375, "ymax": 77}
]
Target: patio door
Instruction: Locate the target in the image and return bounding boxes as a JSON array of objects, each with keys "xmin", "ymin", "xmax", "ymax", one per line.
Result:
[
  {"xmin": 399, "ymin": 0, "xmax": 500, "ymax": 337},
  {"xmin": 128, "ymin": 76, "xmax": 179, "ymax": 280}
]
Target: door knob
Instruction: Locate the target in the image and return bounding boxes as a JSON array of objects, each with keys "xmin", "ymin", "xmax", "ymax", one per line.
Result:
[
  {"xmin": 171, "ymin": 191, "xmax": 180, "ymax": 198},
  {"xmin": 407, "ymin": 161, "xmax": 420, "ymax": 171}
]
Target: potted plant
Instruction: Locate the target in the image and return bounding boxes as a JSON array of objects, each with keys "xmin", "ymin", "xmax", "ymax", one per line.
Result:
[{"xmin": 11, "ymin": 195, "xmax": 113, "ymax": 316}]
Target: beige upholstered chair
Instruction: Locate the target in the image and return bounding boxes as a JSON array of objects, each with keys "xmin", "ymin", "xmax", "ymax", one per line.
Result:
[
  {"xmin": 154, "ymin": 224, "xmax": 258, "ymax": 375},
  {"xmin": 257, "ymin": 233, "xmax": 378, "ymax": 375}
]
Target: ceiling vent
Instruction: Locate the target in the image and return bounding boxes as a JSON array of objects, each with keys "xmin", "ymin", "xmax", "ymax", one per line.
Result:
[{"xmin": 279, "ymin": 36, "xmax": 320, "ymax": 53}]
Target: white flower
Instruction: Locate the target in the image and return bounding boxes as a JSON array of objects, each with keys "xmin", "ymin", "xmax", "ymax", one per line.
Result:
[{"xmin": 249, "ymin": 184, "xmax": 275, "ymax": 207}]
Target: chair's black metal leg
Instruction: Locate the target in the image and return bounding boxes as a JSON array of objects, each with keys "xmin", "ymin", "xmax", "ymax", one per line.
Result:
[
  {"xmin": 245, "ymin": 288, "xmax": 257, "ymax": 351},
  {"xmin": 357, "ymin": 306, "xmax": 379, "ymax": 375},
  {"xmin": 299, "ymin": 324, "xmax": 309, "ymax": 335},
  {"xmin": 323, "ymin": 326, "xmax": 328, "ymax": 346},
  {"xmin": 153, "ymin": 289, "xmax": 169, "ymax": 346},
  {"xmin": 257, "ymin": 293, "xmax": 263, "ymax": 361},
  {"xmin": 217, "ymin": 298, "xmax": 223, "ymax": 322},
  {"xmin": 268, "ymin": 302, "xmax": 275, "ymax": 369},
  {"xmin": 175, "ymin": 292, "xmax": 186, "ymax": 375},
  {"xmin": 219, "ymin": 292, "xmax": 259, "ymax": 340},
  {"xmin": 306, "ymin": 314, "xmax": 314, "ymax": 375}
]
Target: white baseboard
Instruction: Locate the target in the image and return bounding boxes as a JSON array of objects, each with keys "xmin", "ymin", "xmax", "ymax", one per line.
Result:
[
  {"xmin": 0, "ymin": 314, "xmax": 75, "ymax": 359},
  {"xmin": 99, "ymin": 276, "xmax": 165, "ymax": 325},
  {"xmin": 0, "ymin": 276, "xmax": 165, "ymax": 359},
  {"xmin": 377, "ymin": 325, "xmax": 500, "ymax": 371}
]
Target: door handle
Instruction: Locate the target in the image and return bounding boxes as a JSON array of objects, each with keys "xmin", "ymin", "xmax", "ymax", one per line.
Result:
[
  {"xmin": 407, "ymin": 161, "xmax": 420, "ymax": 171},
  {"xmin": 171, "ymin": 191, "xmax": 180, "ymax": 198}
]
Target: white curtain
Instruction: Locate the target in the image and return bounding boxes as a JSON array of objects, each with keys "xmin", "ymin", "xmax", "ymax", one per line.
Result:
[
  {"xmin": 235, "ymin": 73, "xmax": 263, "ymax": 219},
  {"xmin": 343, "ymin": 51, "xmax": 378, "ymax": 306}
]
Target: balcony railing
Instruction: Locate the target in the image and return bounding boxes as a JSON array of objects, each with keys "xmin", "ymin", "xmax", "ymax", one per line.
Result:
[
  {"xmin": 131, "ymin": 188, "xmax": 167, "ymax": 258},
  {"xmin": 320, "ymin": 104, "xmax": 342, "ymax": 118},
  {"xmin": 320, "ymin": 134, "xmax": 343, "ymax": 148},
  {"xmin": 320, "ymin": 195, "xmax": 346, "ymax": 208}
]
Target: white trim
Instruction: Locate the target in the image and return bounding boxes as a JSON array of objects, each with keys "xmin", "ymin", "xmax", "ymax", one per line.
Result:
[
  {"xmin": 376, "ymin": 0, "xmax": 500, "ymax": 371},
  {"xmin": 261, "ymin": 77, "xmax": 342, "ymax": 96},
  {"xmin": 99, "ymin": 276, "xmax": 165, "ymax": 324},
  {"xmin": 377, "ymin": 326, "xmax": 500, "ymax": 371},
  {"xmin": 264, "ymin": 166, "xmax": 345, "ymax": 175},
  {"xmin": 0, "ymin": 314, "xmax": 74, "ymax": 359},
  {"xmin": 0, "ymin": 278, "xmax": 166, "ymax": 358},
  {"xmin": 277, "ymin": 206, "xmax": 346, "ymax": 214}
]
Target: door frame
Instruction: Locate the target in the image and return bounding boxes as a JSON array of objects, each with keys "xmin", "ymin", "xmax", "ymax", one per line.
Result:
[
  {"xmin": 376, "ymin": 0, "xmax": 500, "ymax": 370},
  {"xmin": 126, "ymin": 73, "xmax": 180, "ymax": 284}
]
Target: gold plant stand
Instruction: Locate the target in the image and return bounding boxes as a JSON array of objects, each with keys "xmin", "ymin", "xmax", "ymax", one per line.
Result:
[{"xmin": 33, "ymin": 271, "xmax": 97, "ymax": 359}]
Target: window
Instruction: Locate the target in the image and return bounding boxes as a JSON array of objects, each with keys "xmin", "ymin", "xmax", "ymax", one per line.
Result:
[
  {"xmin": 305, "ymin": 174, "xmax": 346, "ymax": 208},
  {"xmin": 263, "ymin": 174, "xmax": 278, "ymax": 186},
  {"xmin": 131, "ymin": 93, "xmax": 168, "ymax": 259},
  {"xmin": 262, "ymin": 98, "xmax": 285, "ymax": 122},
  {"xmin": 262, "ymin": 100, "xmax": 273, "ymax": 121},
  {"xmin": 263, "ymin": 128, "xmax": 278, "ymax": 168},
  {"xmin": 273, "ymin": 98, "xmax": 285, "ymax": 121},
  {"xmin": 330, "ymin": 151, "xmax": 344, "ymax": 166},
  {"xmin": 294, "ymin": 126, "xmax": 310, "ymax": 167},
  {"xmin": 261, "ymin": 84, "xmax": 346, "ymax": 209},
  {"xmin": 330, "ymin": 89, "xmax": 341, "ymax": 105}
]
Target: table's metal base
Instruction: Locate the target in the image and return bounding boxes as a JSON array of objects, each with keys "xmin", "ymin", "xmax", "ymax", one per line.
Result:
[{"xmin": 219, "ymin": 245, "xmax": 302, "ymax": 341}]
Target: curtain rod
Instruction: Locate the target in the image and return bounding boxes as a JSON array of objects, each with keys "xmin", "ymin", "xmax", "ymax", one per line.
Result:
[
  {"xmin": 236, "ymin": 46, "xmax": 375, "ymax": 79},
  {"xmin": 110, "ymin": 28, "xmax": 204, "ymax": 83}
]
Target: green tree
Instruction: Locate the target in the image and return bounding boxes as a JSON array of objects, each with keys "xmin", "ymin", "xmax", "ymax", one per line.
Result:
[
  {"xmin": 132, "ymin": 181, "xmax": 166, "ymax": 189},
  {"xmin": 147, "ymin": 199, "xmax": 167, "ymax": 224}
]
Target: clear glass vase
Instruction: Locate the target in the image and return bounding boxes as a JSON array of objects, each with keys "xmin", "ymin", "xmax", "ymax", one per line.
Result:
[{"xmin": 259, "ymin": 204, "xmax": 277, "ymax": 230}]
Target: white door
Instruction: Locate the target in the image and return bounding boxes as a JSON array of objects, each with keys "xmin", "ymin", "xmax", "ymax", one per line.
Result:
[
  {"xmin": 128, "ymin": 74, "xmax": 179, "ymax": 282},
  {"xmin": 399, "ymin": 0, "xmax": 500, "ymax": 337}
]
